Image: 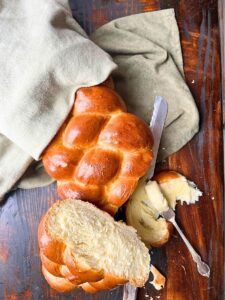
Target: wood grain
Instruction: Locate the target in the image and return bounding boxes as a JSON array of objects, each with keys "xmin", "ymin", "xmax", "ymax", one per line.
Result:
[{"xmin": 0, "ymin": 0, "xmax": 224, "ymax": 299}]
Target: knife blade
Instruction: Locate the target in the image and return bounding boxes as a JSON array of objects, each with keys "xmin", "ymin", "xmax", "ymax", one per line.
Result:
[
  {"xmin": 122, "ymin": 96, "xmax": 168, "ymax": 300},
  {"xmin": 147, "ymin": 95, "xmax": 168, "ymax": 179}
]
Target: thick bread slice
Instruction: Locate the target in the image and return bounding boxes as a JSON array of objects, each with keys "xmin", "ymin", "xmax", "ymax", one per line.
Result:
[
  {"xmin": 38, "ymin": 199, "xmax": 150, "ymax": 292},
  {"xmin": 38, "ymin": 207, "xmax": 104, "ymax": 285},
  {"xmin": 41, "ymin": 250, "xmax": 125, "ymax": 293}
]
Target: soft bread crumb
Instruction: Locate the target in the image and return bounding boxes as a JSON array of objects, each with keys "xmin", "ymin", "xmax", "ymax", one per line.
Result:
[
  {"xmin": 149, "ymin": 265, "xmax": 165, "ymax": 291},
  {"xmin": 145, "ymin": 181, "xmax": 169, "ymax": 213},
  {"xmin": 126, "ymin": 171, "xmax": 202, "ymax": 248},
  {"xmin": 155, "ymin": 173, "xmax": 202, "ymax": 209},
  {"xmin": 46, "ymin": 199, "xmax": 150, "ymax": 286},
  {"xmin": 126, "ymin": 178, "xmax": 171, "ymax": 248}
]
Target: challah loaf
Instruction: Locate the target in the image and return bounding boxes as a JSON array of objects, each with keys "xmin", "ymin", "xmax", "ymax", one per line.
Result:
[
  {"xmin": 38, "ymin": 199, "xmax": 150, "ymax": 293},
  {"xmin": 42, "ymin": 81, "xmax": 153, "ymax": 215}
]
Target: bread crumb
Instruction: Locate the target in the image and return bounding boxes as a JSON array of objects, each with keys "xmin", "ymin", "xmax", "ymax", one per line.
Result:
[
  {"xmin": 191, "ymin": 80, "xmax": 195, "ymax": 83},
  {"xmin": 211, "ymin": 197, "xmax": 214, "ymax": 200},
  {"xmin": 181, "ymin": 265, "xmax": 186, "ymax": 275},
  {"xmin": 150, "ymin": 265, "xmax": 166, "ymax": 290}
]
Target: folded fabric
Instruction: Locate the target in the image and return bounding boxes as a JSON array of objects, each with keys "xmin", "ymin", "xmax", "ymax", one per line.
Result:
[
  {"xmin": 0, "ymin": 134, "xmax": 33, "ymax": 197},
  {"xmin": 0, "ymin": 0, "xmax": 116, "ymax": 200}
]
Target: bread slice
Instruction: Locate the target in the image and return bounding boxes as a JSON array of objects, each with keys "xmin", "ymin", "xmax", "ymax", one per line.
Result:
[
  {"xmin": 126, "ymin": 178, "xmax": 172, "ymax": 248},
  {"xmin": 38, "ymin": 199, "xmax": 150, "ymax": 293}
]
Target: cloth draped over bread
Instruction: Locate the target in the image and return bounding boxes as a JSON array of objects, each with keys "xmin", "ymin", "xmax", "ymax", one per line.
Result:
[
  {"xmin": 0, "ymin": 1, "xmax": 199, "ymax": 201},
  {"xmin": 0, "ymin": 0, "xmax": 116, "ymax": 199}
]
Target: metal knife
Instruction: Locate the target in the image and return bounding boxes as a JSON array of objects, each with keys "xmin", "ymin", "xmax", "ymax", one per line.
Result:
[
  {"xmin": 147, "ymin": 95, "xmax": 168, "ymax": 179},
  {"xmin": 123, "ymin": 96, "xmax": 168, "ymax": 300}
]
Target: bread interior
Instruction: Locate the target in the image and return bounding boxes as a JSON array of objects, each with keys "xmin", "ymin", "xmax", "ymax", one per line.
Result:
[
  {"xmin": 126, "ymin": 180, "xmax": 170, "ymax": 248},
  {"xmin": 46, "ymin": 199, "xmax": 150, "ymax": 285},
  {"xmin": 159, "ymin": 176, "xmax": 202, "ymax": 209}
]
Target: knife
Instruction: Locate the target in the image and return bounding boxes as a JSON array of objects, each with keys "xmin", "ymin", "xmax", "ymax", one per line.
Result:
[
  {"xmin": 123, "ymin": 96, "xmax": 168, "ymax": 300},
  {"xmin": 147, "ymin": 95, "xmax": 168, "ymax": 179}
]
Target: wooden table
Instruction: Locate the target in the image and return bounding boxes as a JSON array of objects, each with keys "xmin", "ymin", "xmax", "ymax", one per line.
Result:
[{"xmin": 0, "ymin": 0, "xmax": 224, "ymax": 299}]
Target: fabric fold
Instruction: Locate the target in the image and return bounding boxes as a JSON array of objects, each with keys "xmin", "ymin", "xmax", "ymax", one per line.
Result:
[
  {"xmin": 0, "ymin": 0, "xmax": 116, "ymax": 160},
  {"xmin": 0, "ymin": 0, "xmax": 116, "ymax": 199}
]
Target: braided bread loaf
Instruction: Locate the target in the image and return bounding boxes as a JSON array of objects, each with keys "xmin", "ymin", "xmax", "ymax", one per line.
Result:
[
  {"xmin": 38, "ymin": 199, "xmax": 150, "ymax": 293},
  {"xmin": 42, "ymin": 80, "xmax": 153, "ymax": 214}
]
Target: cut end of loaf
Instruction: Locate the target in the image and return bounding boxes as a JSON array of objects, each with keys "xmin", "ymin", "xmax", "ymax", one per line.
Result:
[{"xmin": 41, "ymin": 199, "xmax": 150, "ymax": 287}]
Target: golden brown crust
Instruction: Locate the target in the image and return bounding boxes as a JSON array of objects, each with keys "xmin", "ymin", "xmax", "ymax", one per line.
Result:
[
  {"xmin": 40, "ymin": 249, "xmax": 103, "ymax": 285},
  {"xmin": 75, "ymin": 148, "xmax": 121, "ymax": 185},
  {"xmin": 38, "ymin": 214, "xmax": 66, "ymax": 264},
  {"xmin": 89, "ymin": 273, "xmax": 128, "ymax": 291},
  {"xmin": 150, "ymin": 221, "xmax": 173, "ymax": 248},
  {"xmin": 105, "ymin": 178, "xmax": 138, "ymax": 207},
  {"xmin": 121, "ymin": 151, "xmax": 152, "ymax": 177},
  {"xmin": 42, "ymin": 81, "xmax": 153, "ymax": 215},
  {"xmin": 64, "ymin": 248, "xmax": 104, "ymax": 283},
  {"xmin": 73, "ymin": 86, "xmax": 126, "ymax": 114},
  {"xmin": 81, "ymin": 283, "xmax": 99, "ymax": 293},
  {"xmin": 153, "ymin": 170, "xmax": 180, "ymax": 184},
  {"xmin": 42, "ymin": 266, "xmax": 77, "ymax": 293},
  {"xmin": 99, "ymin": 113, "xmax": 152, "ymax": 151},
  {"xmin": 57, "ymin": 181, "xmax": 102, "ymax": 204},
  {"xmin": 40, "ymin": 251, "xmax": 64, "ymax": 277},
  {"xmin": 42, "ymin": 146, "xmax": 83, "ymax": 181}
]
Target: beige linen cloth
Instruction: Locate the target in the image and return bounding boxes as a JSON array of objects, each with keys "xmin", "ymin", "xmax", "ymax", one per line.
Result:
[
  {"xmin": 0, "ymin": 4, "xmax": 199, "ymax": 200},
  {"xmin": 0, "ymin": 0, "xmax": 116, "ymax": 199}
]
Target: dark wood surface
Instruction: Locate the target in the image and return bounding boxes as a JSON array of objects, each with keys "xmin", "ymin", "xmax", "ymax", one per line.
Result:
[{"xmin": 0, "ymin": 0, "xmax": 224, "ymax": 299}]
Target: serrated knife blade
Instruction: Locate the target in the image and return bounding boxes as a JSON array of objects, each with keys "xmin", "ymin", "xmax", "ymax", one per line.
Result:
[
  {"xmin": 122, "ymin": 96, "xmax": 168, "ymax": 300},
  {"xmin": 147, "ymin": 95, "xmax": 168, "ymax": 179}
]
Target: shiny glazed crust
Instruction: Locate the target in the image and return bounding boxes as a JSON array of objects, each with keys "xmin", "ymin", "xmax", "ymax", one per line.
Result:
[
  {"xmin": 42, "ymin": 80, "xmax": 153, "ymax": 215},
  {"xmin": 153, "ymin": 170, "xmax": 180, "ymax": 184}
]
